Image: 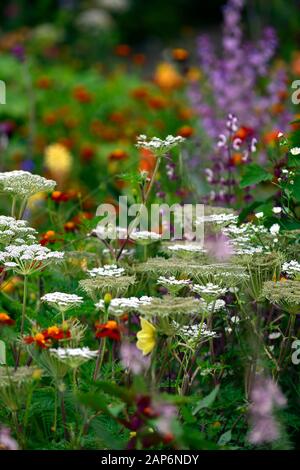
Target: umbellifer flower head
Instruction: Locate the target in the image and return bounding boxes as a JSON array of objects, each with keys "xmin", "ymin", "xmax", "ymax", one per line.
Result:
[
  {"xmin": 136, "ymin": 134, "xmax": 185, "ymax": 156},
  {"xmin": 49, "ymin": 347, "xmax": 98, "ymax": 368},
  {"xmin": 41, "ymin": 292, "xmax": 83, "ymax": 312},
  {"xmin": 0, "ymin": 243, "xmax": 64, "ymax": 275},
  {"xmin": 0, "ymin": 170, "xmax": 56, "ymax": 199}
]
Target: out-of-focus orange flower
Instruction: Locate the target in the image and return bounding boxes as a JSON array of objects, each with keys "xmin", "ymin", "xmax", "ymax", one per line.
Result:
[
  {"xmin": 0, "ymin": 312, "xmax": 15, "ymax": 326},
  {"xmin": 40, "ymin": 230, "xmax": 57, "ymax": 246},
  {"xmin": 43, "ymin": 325, "xmax": 71, "ymax": 341},
  {"xmin": 178, "ymin": 107, "xmax": 193, "ymax": 120},
  {"xmin": 51, "ymin": 191, "xmax": 70, "ymax": 203},
  {"xmin": 73, "ymin": 85, "xmax": 93, "ymax": 103},
  {"xmin": 109, "ymin": 111, "xmax": 126, "ymax": 124},
  {"xmin": 139, "ymin": 148, "xmax": 156, "ymax": 173},
  {"xmin": 292, "ymin": 52, "xmax": 300, "ymax": 76},
  {"xmin": 263, "ymin": 130, "xmax": 281, "ymax": 145},
  {"xmin": 80, "ymin": 145, "xmax": 95, "ymax": 162},
  {"xmin": 0, "ymin": 276, "xmax": 21, "ymax": 294},
  {"xmin": 132, "ymin": 53, "xmax": 146, "ymax": 65},
  {"xmin": 114, "ymin": 178, "xmax": 127, "ymax": 190},
  {"xmin": 43, "ymin": 112, "xmax": 57, "ymax": 126},
  {"xmin": 186, "ymin": 66, "xmax": 201, "ymax": 82},
  {"xmin": 72, "ymin": 211, "xmax": 93, "ymax": 226},
  {"xmin": 36, "ymin": 76, "xmax": 53, "ymax": 89},
  {"xmin": 172, "ymin": 48, "xmax": 189, "ymax": 61},
  {"xmin": 234, "ymin": 127, "xmax": 254, "ymax": 141},
  {"xmin": 64, "ymin": 221, "xmax": 77, "ymax": 232},
  {"xmin": 147, "ymin": 95, "xmax": 168, "ymax": 110},
  {"xmin": 177, "ymin": 125, "xmax": 194, "ymax": 138},
  {"xmin": 95, "ymin": 320, "xmax": 121, "ymax": 341},
  {"xmin": 271, "ymin": 103, "xmax": 284, "ymax": 115},
  {"xmin": 230, "ymin": 153, "xmax": 243, "ymax": 166},
  {"xmin": 154, "ymin": 62, "xmax": 183, "ymax": 90},
  {"xmin": 24, "ymin": 332, "xmax": 49, "ymax": 349},
  {"xmin": 115, "ymin": 44, "xmax": 131, "ymax": 57},
  {"xmin": 291, "ymin": 114, "xmax": 300, "ymax": 131},
  {"xmin": 109, "ymin": 149, "xmax": 128, "ymax": 161},
  {"xmin": 131, "ymin": 87, "xmax": 149, "ymax": 100}
]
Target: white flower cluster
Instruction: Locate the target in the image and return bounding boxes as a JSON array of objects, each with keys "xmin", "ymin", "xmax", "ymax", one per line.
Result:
[
  {"xmin": 49, "ymin": 347, "xmax": 98, "ymax": 367},
  {"xmin": 222, "ymin": 223, "xmax": 271, "ymax": 255},
  {"xmin": 87, "ymin": 264, "xmax": 125, "ymax": 278},
  {"xmin": 0, "ymin": 216, "xmax": 37, "ymax": 246},
  {"xmin": 167, "ymin": 243, "xmax": 206, "ymax": 253},
  {"xmin": 136, "ymin": 134, "xmax": 185, "ymax": 155},
  {"xmin": 92, "ymin": 224, "xmax": 127, "ymax": 240},
  {"xmin": 41, "ymin": 292, "xmax": 83, "ymax": 310},
  {"xmin": 282, "ymin": 260, "xmax": 300, "ymax": 277},
  {"xmin": 0, "ymin": 170, "xmax": 56, "ymax": 198},
  {"xmin": 196, "ymin": 213, "xmax": 238, "ymax": 226},
  {"xmin": 157, "ymin": 276, "xmax": 191, "ymax": 287},
  {"xmin": 130, "ymin": 230, "xmax": 161, "ymax": 242},
  {"xmin": 290, "ymin": 147, "xmax": 300, "ymax": 156},
  {"xmin": 174, "ymin": 321, "xmax": 217, "ymax": 341},
  {"xmin": 200, "ymin": 298, "xmax": 226, "ymax": 313},
  {"xmin": 0, "ymin": 244, "xmax": 64, "ymax": 275},
  {"xmin": 192, "ymin": 283, "xmax": 227, "ymax": 297},
  {"xmin": 96, "ymin": 296, "xmax": 152, "ymax": 315}
]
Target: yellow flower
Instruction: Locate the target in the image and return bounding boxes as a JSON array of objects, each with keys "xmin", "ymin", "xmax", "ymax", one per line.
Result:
[
  {"xmin": 136, "ymin": 318, "xmax": 156, "ymax": 356},
  {"xmin": 44, "ymin": 143, "xmax": 72, "ymax": 175}
]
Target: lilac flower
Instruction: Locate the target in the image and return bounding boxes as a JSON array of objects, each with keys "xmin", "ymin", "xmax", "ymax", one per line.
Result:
[
  {"xmin": 0, "ymin": 426, "xmax": 19, "ymax": 450},
  {"xmin": 248, "ymin": 376, "xmax": 287, "ymax": 445},
  {"xmin": 120, "ymin": 342, "xmax": 150, "ymax": 374},
  {"xmin": 153, "ymin": 401, "xmax": 177, "ymax": 436},
  {"xmin": 188, "ymin": 0, "xmax": 291, "ymax": 205},
  {"xmin": 205, "ymin": 233, "xmax": 234, "ymax": 262}
]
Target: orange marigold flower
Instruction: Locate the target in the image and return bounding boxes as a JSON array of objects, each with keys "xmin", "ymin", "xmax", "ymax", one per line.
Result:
[
  {"xmin": 73, "ymin": 85, "xmax": 93, "ymax": 103},
  {"xmin": 64, "ymin": 221, "xmax": 77, "ymax": 232},
  {"xmin": 80, "ymin": 145, "xmax": 95, "ymax": 162},
  {"xmin": 234, "ymin": 126, "xmax": 254, "ymax": 141},
  {"xmin": 0, "ymin": 312, "xmax": 15, "ymax": 326},
  {"xmin": 177, "ymin": 125, "xmax": 194, "ymax": 138},
  {"xmin": 43, "ymin": 325, "xmax": 71, "ymax": 341},
  {"xmin": 109, "ymin": 149, "xmax": 128, "ymax": 161},
  {"xmin": 115, "ymin": 44, "xmax": 131, "ymax": 57},
  {"xmin": 172, "ymin": 48, "xmax": 189, "ymax": 61},
  {"xmin": 95, "ymin": 320, "xmax": 121, "ymax": 341},
  {"xmin": 36, "ymin": 76, "xmax": 53, "ymax": 89},
  {"xmin": 132, "ymin": 53, "xmax": 146, "ymax": 65},
  {"xmin": 24, "ymin": 332, "xmax": 49, "ymax": 349},
  {"xmin": 51, "ymin": 191, "xmax": 69, "ymax": 203}
]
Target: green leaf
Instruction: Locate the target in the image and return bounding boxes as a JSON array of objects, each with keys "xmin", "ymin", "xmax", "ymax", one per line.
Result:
[
  {"xmin": 0, "ymin": 340, "xmax": 6, "ymax": 365},
  {"xmin": 218, "ymin": 430, "xmax": 232, "ymax": 446},
  {"xmin": 240, "ymin": 164, "xmax": 272, "ymax": 188},
  {"xmin": 292, "ymin": 175, "xmax": 300, "ymax": 201},
  {"xmin": 192, "ymin": 385, "xmax": 220, "ymax": 415}
]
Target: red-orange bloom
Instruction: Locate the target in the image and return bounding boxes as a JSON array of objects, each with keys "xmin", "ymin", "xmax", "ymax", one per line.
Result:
[
  {"xmin": 43, "ymin": 325, "xmax": 71, "ymax": 341},
  {"xmin": 95, "ymin": 320, "xmax": 121, "ymax": 341},
  {"xmin": 24, "ymin": 332, "xmax": 49, "ymax": 349},
  {"xmin": 0, "ymin": 312, "xmax": 15, "ymax": 326}
]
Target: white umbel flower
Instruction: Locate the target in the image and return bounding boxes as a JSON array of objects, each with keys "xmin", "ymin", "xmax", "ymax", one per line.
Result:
[
  {"xmin": 87, "ymin": 265, "xmax": 125, "ymax": 278},
  {"xmin": 0, "ymin": 244, "xmax": 64, "ymax": 275},
  {"xmin": 0, "ymin": 170, "xmax": 56, "ymax": 198},
  {"xmin": 192, "ymin": 283, "xmax": 227, "ymax": 298},
  {"xmin": 0, "ymin": 216, "xmax": 37, "ymax": 246},
  {"xmin": 49, "ymin": 347, "xmax": 98, "ymax": 368},
  {"xmin": 96, "ymin": 296, "xmax": 152, "ymax": 315},
  {"xmin": 282, "ymin": 260, "xmax": 300, "ymax": 278},
  {"xmin": 136, "ymin": 134, "xmax": 185, "ymax": 156},
  {"xmin": 130, "ymin": 230, "xmax": 161, "ymax": 243},
  {"xmin": 41, "ymin": 292, "xmax": 83, "ymax": 311},
  {"xmin": 290, "ymin": 147, "xmax": 300, "ymax": 156}
]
